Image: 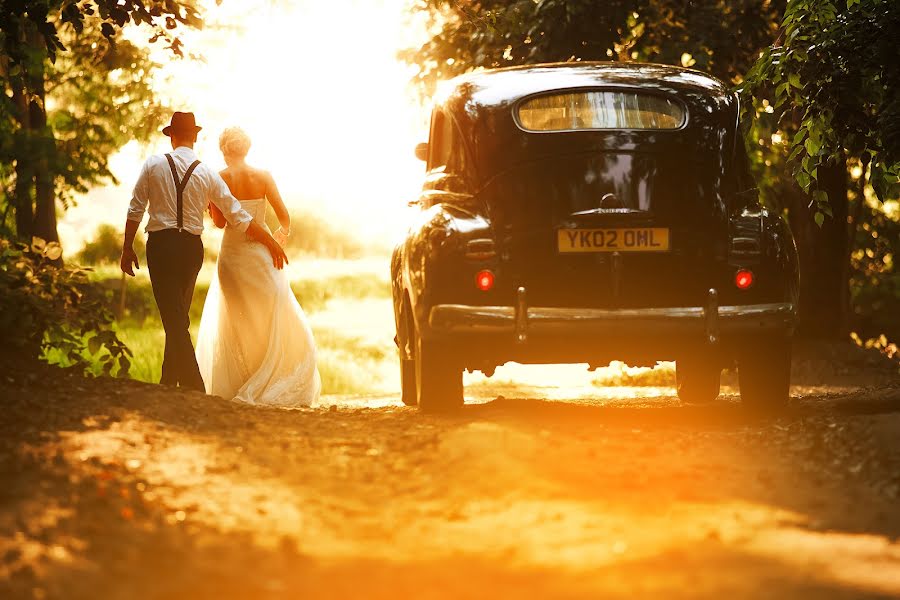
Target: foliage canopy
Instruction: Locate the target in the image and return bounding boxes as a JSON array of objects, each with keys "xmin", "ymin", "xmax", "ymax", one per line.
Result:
[
  {"xmin": 741, "ymin": 0, "xmax": 900, "ymax": 223},
  {"xmin": 402, "ymin": 0, "xmax": 784, "ymax": 94}
]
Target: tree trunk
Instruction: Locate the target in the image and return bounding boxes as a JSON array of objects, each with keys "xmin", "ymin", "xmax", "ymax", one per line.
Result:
[
  {"xmin": 31, "ymin": 64, "xmax": 59, "ymax": 245},
  {"xmin": 11, "ymin": 82, "xmax": 34, "ymax": 241},
  {"xmin": 7, "ymin": 17, "xmax": 35, "ymax": 241},
  {"xmin": 789, "ymin": 157, "xmax": 851, "ymax": 338}
]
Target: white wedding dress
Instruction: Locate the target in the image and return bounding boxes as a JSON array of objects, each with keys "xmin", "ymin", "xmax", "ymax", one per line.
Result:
[{"xmin": 196, "ymin": 199, "xmax": 321, "ymax": 407}]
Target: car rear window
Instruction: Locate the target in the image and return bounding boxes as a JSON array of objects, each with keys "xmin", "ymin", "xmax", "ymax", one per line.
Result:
[{"xmin": 517, "ymin": 90, "xmax": 685, "ymax": 131}]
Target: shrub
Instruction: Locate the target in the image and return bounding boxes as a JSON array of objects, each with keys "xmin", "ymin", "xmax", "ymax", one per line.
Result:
[
  {"xmin": 77, "ymin": 223, "xmax": 145, "ymax": 266},
  {"xmin": 0, "ymin": 237, "xmax": 131, "ymax": 375}
]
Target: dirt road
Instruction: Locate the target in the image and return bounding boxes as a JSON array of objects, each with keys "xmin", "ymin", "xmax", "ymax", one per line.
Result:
[{"xmin": 2, "ymin": 346, "xmax": 899, "ymax": 599}]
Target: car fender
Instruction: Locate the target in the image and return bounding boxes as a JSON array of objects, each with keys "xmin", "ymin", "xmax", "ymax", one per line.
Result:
[{"xmin": 402, "ymin": 204, "xmax": 492, "ymax": 336}]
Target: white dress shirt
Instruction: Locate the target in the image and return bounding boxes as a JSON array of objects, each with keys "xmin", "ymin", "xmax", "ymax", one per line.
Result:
[{"xmin": 127, "ymin": 146, "xmax": 253, "ymax": 234}]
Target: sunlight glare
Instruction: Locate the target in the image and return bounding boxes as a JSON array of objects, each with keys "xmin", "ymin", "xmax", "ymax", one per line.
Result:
[{"xmin": 61, "ymin": 0, "xmax": 429, "ymax": 251}]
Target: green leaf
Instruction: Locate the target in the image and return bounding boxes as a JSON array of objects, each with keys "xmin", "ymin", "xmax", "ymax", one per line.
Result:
[
  {"xmin": 788, "ymin": 73, "xmax": 802, "ymax": 89},
  {"xmin": 88, "ymin": 335, "xmax": 101, "ymax": 355},
  {"xmin": 814, "ymin": 211, "xmax": 825, "ymax": 227},
  {"xmin": 870, "ymin": 163, "xmax": 887, "ymax": 202},
  {"xmin": 776, "ymin": 82, "xmax": 790, "ymax": 101},
  {"xmin": 805, "ymin": 134, "xmax": 822, "ymax": 156}
]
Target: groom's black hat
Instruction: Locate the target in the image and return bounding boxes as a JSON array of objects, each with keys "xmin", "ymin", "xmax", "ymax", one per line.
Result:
[{"xmin": 162, "ymin": 111, "xmax": 202, "ymax": 137}]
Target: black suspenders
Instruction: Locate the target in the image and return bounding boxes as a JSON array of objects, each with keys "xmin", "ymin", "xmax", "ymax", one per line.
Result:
[{"xmin": 164, "ymin": 153, "xmax": 201, "ymax": 231}]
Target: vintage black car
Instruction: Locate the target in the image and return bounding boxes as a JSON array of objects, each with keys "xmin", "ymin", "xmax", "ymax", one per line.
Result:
[{"xmin": 392, "ymin": 62, "xmax": 799, "ymax": 411}]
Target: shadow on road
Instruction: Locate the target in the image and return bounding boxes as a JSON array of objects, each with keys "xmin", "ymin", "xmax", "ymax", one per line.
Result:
[{"xmin": 463, "ymin": 396, "xmax": 782, "ymax": 429}]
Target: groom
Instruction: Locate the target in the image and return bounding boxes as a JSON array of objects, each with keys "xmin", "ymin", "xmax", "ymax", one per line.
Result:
[{"xmin": 120, "ymin": 111, "xmax": 288, "ymax": 391}]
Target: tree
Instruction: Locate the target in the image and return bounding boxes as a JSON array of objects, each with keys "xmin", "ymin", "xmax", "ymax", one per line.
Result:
[
  {"xmin": 402, "ymin": 0, "xmax": 784, "ymax": 95},
  {"xmin": 741, "ymin": 0, "xmax": 900, "ymax": 336},
  {"xmin": 0, "ymin": 2, "xmax": 217, "ymax": 372},
  {"xmin": 0, "ymin": 1, "xmax": 207, "ymax": 246}
]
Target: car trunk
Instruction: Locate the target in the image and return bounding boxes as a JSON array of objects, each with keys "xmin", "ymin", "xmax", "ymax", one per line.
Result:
[{"xmin": 480, "ymin": 150, "xmax": 728, "ymax": 309}]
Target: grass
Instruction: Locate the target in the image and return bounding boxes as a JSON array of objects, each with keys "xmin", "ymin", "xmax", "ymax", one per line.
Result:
[
  {"xmin": 116, "ymin": 323, "xmax": 168, "ymax": 384},
  {"xmin": 592, "ymin": 361, "xmax": 677, "ymax": 387},
  {"xmin": 290, "ymin": 273, "xmax": 390, "ymax": 313},
  {"xmin": 315, "ymin": 329, "xmax": 393, "ymax": 395}
]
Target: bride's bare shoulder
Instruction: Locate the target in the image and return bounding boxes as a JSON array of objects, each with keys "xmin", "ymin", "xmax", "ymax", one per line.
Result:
[
  {"xmin": 250, "ymin": 166, "xmax": 273, "ymax": 180},
  {"xmin": 249, "ymin": 167, "xmax": 276, "ymax": 190}
]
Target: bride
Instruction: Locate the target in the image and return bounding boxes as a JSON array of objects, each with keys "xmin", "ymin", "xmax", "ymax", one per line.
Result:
[{"xmin": 196, "ymin": 127, "xmax": 321, "ymax": 407}]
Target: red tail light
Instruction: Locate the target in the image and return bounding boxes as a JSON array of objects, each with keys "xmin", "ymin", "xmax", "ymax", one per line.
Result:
[
  {"xmin": 735, "ymin": 269, "xmax": 754, "ymax": 290},
  {"xmin": 475, "ymin": 270, "xmax": 495, "ymax": 291}
]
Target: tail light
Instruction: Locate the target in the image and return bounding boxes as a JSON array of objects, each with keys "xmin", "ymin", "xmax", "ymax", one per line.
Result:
[
  {"xmin": 735, "ymin": 269, "xmax": 754, "ymax": 290},
  {"xmin": 475, "ymin": 270, "xmax": 495, "ymax": 291}
]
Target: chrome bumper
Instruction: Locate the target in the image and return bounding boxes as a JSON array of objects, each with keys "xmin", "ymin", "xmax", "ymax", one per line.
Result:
[{"xmin": 428, "ymin": 288, "xmax": 796, "ymax": 344}]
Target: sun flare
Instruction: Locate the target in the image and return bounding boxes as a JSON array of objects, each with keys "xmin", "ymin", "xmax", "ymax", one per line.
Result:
[{"xmin": 60, "ymin": 0, "xmax": 430, "ymax": 251}]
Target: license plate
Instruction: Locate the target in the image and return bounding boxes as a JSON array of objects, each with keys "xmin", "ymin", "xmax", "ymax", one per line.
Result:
[{"xmin": 557, "ymin": 228, "xmax": 670, "ymax": 252}]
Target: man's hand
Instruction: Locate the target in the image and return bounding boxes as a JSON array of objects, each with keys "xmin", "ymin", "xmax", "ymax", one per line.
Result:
[
  {"xmin": 120, "ymin": 247, "xmax": 139, "ymax": 276},
  {"xmin": 246, "ymin": 220, "xmax": 289, "ymax": 270},
  {"xmin": 264, "ymin": 236, "xmax": 289, "ymax": 270},
  {"xmin": 121, "ymin": 219, "xmax": 141, "ymax": 276}
]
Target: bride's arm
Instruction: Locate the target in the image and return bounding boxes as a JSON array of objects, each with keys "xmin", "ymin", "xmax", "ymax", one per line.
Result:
[
  {"xmin": 264, "ymin": 171, "xmax": 291, "ymax": 243},
  {"xmin": 208, "ymin": 202, "xmax": 227, "ymax": 228},
  {"xmin": 208, "ymin": 171, "xmax": 288, "ymax": 269}
]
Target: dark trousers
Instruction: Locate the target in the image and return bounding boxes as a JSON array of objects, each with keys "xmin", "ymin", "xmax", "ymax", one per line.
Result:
[{"xmin": 146, "ymin": 229, "xmax": 205, "ymax": 391}]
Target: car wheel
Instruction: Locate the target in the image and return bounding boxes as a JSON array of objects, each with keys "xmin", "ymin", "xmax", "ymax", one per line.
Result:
[
  {"xmin": 738, "ymin": 334, "xmax": 792, "ymax": 409},
  {"xmin": 415, "ymin": 336, "xmax": 463, "ymax": 412},
  {"xmin": 397, "ymin": 296, "xmax": 417, "ymax": 406},
  {"xmin": 676, "ymin": 357, "xmax": 721, "ymax": 404},
  {"xmin": 400, "ymin": 356, "xmax": 417, "ymax": 406}
]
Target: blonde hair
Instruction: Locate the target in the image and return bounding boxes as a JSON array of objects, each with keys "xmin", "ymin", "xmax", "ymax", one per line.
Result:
[{"xmin": 219, "ymin": 126, "xmax": 251, "ymax": 158}]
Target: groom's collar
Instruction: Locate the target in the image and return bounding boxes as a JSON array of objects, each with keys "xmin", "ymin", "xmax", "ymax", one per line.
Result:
[{"xmin": 171, "ymin": 145, "xmax": 197, "ymax": 159}]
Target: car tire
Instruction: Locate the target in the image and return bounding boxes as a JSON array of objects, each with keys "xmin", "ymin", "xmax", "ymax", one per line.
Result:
[
  {"xmin": 397, "ymin": 295, "xmax": 418, "ymax": 406},
  {"xmin": 400, "ymin": 356, "xmax": 417, "ymax": 406},
  {"xmin": 415, "ymin": 336, "xmax": 463, "ymax": 412},
  {"xmin": 676, "ymin": 357, "xmax": 721, "ymax": 404},
  {"xmin": 738, "ymin": 334, "xmax": 792, "ymax": 409}
]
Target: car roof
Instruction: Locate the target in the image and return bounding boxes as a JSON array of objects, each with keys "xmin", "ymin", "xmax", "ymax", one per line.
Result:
[{"xmin": 440, "ymin": 62, "xmax": 733, "ymax": 109}]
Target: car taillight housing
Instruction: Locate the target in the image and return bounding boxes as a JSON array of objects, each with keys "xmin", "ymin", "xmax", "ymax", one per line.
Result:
[
  {"xmin": 735, "ymin": 269, "xmax": 754, "ymax": 290},
  {"xmin": 476, "ymin": 270, "xmax": 495, "ymax": 291}
]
